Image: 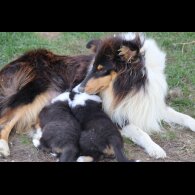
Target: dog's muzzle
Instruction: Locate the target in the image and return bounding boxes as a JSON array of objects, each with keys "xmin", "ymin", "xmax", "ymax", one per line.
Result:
[{"xmin": 78, "ymin": 72, "xmax": 93, "ymax": 93}]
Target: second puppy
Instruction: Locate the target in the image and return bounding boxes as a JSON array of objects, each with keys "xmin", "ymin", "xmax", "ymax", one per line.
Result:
[
  {"xmin": 69, "ymin": 91, "xmax": 134, "ymax": 162},
  {"xmin": 33, "ymin": 94, "xmax": 81, "ymax": 162}
]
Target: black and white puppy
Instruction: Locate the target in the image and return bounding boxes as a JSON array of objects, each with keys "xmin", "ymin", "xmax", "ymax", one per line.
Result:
[
  {"xmin": 52, "ymin": 87, "xmax": 135, "ymax": 162},
  {"xmin": 33, "ymin": 94, "xmax": 81, "ymax": 162}
]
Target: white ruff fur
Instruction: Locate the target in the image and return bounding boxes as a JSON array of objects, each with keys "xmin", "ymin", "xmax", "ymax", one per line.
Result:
[{"xmin": 101, "ymin": 37, "xmax": 168, "ymax": 134}]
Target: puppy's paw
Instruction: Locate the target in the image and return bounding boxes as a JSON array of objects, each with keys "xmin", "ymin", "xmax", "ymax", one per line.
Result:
[
  {"xmin": 32, "ymin": 128, "xmax": 42, "ymax": 148},
  {"xmin": 33, "ymin": 139, "xmax": 40, "ymax": 148},
  {"xmin": 146, "ymin": 143, "xmax": 166, "ymax": 159},
  {"xmin": 0, "ymin": 139, "xmax": 10, "ymax": 157},
  {"xmin": 77, "ymin": 156, "xmax": 94, "ymax": 162}
]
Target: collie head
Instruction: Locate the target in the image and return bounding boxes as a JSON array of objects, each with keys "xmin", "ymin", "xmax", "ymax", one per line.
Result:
[
  {"xmin": 79, "ymin": 32, "xmax": 168, "ymax": 133},
  {"xmin": 79, "ymin": 32, "xmax": 146, "ymax": 105}
]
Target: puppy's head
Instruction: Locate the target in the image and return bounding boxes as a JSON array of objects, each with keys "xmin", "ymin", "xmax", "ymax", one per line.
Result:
[
  {"xmin": 70, "ymin": 91, "xmax": 102, "ymax": 108},
  {"xmin": 79, "ymin": 33, "xmax": 146, "ymax": 103}
]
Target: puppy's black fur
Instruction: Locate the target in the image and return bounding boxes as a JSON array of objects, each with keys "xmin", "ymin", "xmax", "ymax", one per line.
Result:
[
  {"xmin": 70, "ymin": 92, "xmax": 132, "ymax": 162},
  {"xmin": 38, "ymin": 101, "xmax": 81, "ymax": 162}
]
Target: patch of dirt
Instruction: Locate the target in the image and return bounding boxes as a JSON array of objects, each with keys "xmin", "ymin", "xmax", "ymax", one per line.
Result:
[
  {"xmin": 124, "ymin": 127, "xmax": 195, "ymax": 162},
  {"xmin": 0, "ymin": 134, "xmax": 56, "ymax": 162},
  {"xmin": 1, "ymin": 127, "xmax": 195, "ymax": 162},
  {"xmin": 36, "ymin": 32, "xmax": 61, "ymax": 39},
  {"xmin": 168, "ymin": 87, "xmax": 183, "ymax": 99}
]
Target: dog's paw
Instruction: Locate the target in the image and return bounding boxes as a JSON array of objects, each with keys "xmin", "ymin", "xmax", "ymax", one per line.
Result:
[
  {"xmin": 146, "ymin": 143, "xmax": 166, "ymax": 159},
  {"xmin": 32, "ymin": 128, "xmax": 42, "ymax": 148},
  {"xmin": 33, "ymin": 139, "xmax": 40, "ymax": 148},
  {"xmin": 0, "ymin": 139, "xmax": 10, "ymax": 157},
  {"xmin": 187, "ymin": 117, "xmax": 195, "ymax": 132}
]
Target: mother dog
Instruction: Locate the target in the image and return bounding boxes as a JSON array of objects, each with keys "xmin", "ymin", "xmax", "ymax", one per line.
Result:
[
  {"xmin": 79, "ymin": 32, "xmax": 195, "ymax": 159},
  {"xmin": 0, "ymin": 32, "xmax": 194, "ymax": 159}
]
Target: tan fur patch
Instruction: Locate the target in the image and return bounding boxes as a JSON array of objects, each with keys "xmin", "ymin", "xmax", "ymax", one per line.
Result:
[
  {"xmin": 85, "ymin": 71, "xmax": 117, "ymax": 94},
  {"xmin": 0, "ymin": 90, "xmax": 59, "ymax": 141},
  {"xmin": 15, "ymin": 90, "xmax": 59, "ymax": 134},
  {"xmin": 103, "ymin": 145, "xmax": 115, "ymax": 157},
  {"xmin": 97, "ymin": 65, "xmax": 104, "ymax": 71},
  {"xmin": 0, "ymin": 66, "xmax": 36, "ymax": 116},
  {"xmin": 90, "ymin": 45, "xmax": 97, "ymax": 53},
  {"xmin": 85, "ymin": 75, "xmax": 111, "ymax": 94},
  {"xmin": 119, "ymin": 46, "xmax": 137, "ymax": 62}
]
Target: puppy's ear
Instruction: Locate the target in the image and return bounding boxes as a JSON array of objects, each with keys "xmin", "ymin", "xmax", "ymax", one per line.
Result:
[
  {"xmin": 86, "ymin": 39, "xmax": 102, "ymax": 53},
  {"xmin": 119, "ymin": 33, "xmax": 145, "ymax": 63}
]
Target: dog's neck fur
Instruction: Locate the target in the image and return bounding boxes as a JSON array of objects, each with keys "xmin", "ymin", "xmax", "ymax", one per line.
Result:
[{"xmin": 100, "ymin": 38, "xmax": 168, "ymax": 134}]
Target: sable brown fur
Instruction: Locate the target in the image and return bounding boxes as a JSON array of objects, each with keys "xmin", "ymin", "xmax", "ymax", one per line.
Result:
[{"xmin": 0, "ymin": 49, "xmax": 93, "ymax": 143}]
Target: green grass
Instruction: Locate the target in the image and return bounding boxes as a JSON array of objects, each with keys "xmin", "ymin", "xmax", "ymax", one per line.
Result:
[
  {"xmin": 123, "ymin": 137, "xmax": 135, "ymax": 146},
  {"xmin": 19, "ymin": 135, "xmax": 31, "ymax": 145},
  {"xmin": 0, "ymin": 32, "xmax": 194, "ymax": 115},
  {"xmin": 0, "ymin": 32, "xmax": 112, "ymax": 66},
  {"xmin": 154, "ymin": 131, "xmax": 177, "ymax": 142}
]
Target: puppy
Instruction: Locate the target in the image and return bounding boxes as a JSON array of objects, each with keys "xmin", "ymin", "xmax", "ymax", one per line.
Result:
[
  {"xmin": 33, "ymin": 97, "xmax": 81, "ymax": 162},
  {"xmin": 68, "ymin": 90, "xmax": 135, "ymax": 162}
]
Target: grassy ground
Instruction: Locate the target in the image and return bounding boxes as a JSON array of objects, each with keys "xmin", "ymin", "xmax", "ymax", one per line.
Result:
[{"xmin": 0, "ymin": 32, "xmax": 194, "ymax": 162}]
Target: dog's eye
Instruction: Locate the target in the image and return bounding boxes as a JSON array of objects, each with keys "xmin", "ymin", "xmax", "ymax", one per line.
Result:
[{"xmin": 97, "ymin": 65, "xmax": 104, "ymax": 71}]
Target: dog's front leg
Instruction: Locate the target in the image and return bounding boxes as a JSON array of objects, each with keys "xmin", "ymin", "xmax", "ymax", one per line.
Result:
[
  {"xmin": 0, "ymin": 116, "xmax": 19, "ymax": 157},
  {"xmin": 121, "ymin": 124, "xmax": 166, "ymax": 159}
]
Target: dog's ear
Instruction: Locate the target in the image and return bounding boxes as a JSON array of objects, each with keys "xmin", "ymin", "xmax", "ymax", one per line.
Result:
[
  {"xmin": 134, "ymin": 32, "xmax": 145, "ymax": 49},
  {"xmin": 86, "ymin": 39, "xmax": 102, "ymax": 53},
  {"xmin": 118, "ymin": 46, "xmax": 137, "ymax": 63},
  {"xmin": 119, "ymin": 33, "xmax": 145, "ymax": 63}
]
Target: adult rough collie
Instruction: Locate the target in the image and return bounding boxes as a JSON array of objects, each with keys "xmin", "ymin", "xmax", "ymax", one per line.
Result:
[
  {"xmin": 0, "ymin": 49, "xmax": 93, "ymax": 157},
  {"xmin": 79, "ymin": 32, "xmax": 195, "ymax": 159}
]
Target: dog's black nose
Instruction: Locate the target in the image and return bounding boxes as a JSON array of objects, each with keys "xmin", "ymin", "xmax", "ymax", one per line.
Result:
[{"xmin": 78, "ymin": 86, "xmax": 85, "ymax": 93}]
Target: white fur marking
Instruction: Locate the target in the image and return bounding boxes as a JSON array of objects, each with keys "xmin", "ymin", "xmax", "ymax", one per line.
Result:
[
  {"xmin": 77, "ymin": 156, "xmax": 94, "ymax": 162},
  {"xmin": 121, "ymin": 32, "xmax": 136, "ymax": 41},
  {"xmin": 32, "ymin": 128, "xmax": 42, "ymax": 148},
  {"xmin": 73, "ymin": 84, "xmax": 81, "ymax": 93},
  {"xmin": 87, "ymin": 58, "xmax": 95, "ymax": 73},
  {"xmin": 51, "ymin": 92, "xmax": 71, "ymax": 104},
  {"xmin": 0, "ymin": 139, "xmax": 10, "ymax": 157},
  {"xmin": 120, "ymin": 32, "xmax": 145, "ymax": 45},
  {"xmin": 71, "ymin": 93, "xmax": 102, "ymax": 108},
  {"xmin": 121, "ymin": 124, "xmax": 166, "ymax": 159},
  {"xmin": 50, "ymin": 153, "xmax": 57, "ymax": 157},
  {"xmin": 33, "ymin": 139, "xmax": 40, "ymax": 148}
]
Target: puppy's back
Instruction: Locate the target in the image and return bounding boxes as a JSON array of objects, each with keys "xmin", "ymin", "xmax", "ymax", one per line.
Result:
[
  {"xmin": 70, "ymin": 93, "xmax": 131, "ymax": 162},
  {"xmin": 39, "ymin": 101, "xmax": 73, "ymax": 127}
]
